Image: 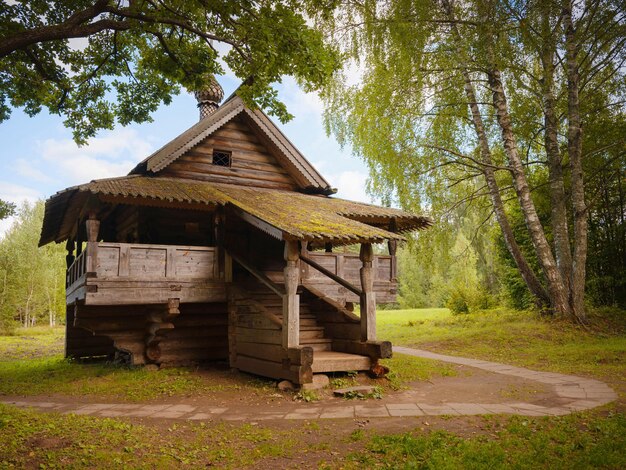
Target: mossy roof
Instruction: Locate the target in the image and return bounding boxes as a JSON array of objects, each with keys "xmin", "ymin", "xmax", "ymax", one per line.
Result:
[{"xmin": 40, "ymin": 175, "xmax": 431, "ymax": 246}]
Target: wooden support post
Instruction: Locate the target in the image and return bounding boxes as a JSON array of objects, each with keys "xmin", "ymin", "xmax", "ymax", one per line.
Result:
[
  {"xmin": 144, "ymin": 298, "xmax": 178, "ymax": 364},
  {"xmin": 85, "ymin": 214, "xmax": 100, "ymax": 275},
  {"xmin": 388, "ymin": 240, "xmax": 398, "ymax": 281},
  {"xmin": 65, "ymin": 239, "xmax": 75, "ymax": 269},
  {"xmin": 282, "ymin": 240, "xmax": 300, "ymax": 349},
  {"xmin": 65, "ymin": 239, "xmax": 75, "ymax": 287},
  {"xmin": 359, "ymin": 243, "xmax": 376, "ymax": 341}
]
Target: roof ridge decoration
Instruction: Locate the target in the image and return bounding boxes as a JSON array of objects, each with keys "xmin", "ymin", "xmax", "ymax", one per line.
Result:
[{"xmin": 130, "ymin": 94, "xmax": 332, "ymax": 193}]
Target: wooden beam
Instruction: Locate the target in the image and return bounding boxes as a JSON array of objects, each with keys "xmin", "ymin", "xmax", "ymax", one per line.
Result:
[
  {"xmin": 230, "ymin": 205, "xmax": 284, "ymax": 240},
  {"xmin": 359, "ymin": 243, "xmax": 376, "ymax": 341},
  {"xmin": 85, "ymin": 215, "xmax": 100, "ymax": 275},
  {"xmin": 282, "ymin": 240, "xmax": 300, "ymax": 349}
]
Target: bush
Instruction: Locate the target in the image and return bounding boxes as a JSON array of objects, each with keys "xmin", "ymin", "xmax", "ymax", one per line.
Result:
[{"xmin": 446, "ymin": 288, "xmax": 470, "ymax": 314}]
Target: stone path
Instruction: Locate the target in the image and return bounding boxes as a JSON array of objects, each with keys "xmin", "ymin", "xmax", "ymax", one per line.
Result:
[{"xmin": 2, "ymin": 347, "xmax": 617, "ymax": 421}]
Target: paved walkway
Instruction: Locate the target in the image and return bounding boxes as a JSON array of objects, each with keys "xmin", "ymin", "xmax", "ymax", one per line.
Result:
[{"xmin": 2, "ymin": 347, "xmax": 617, "ymax": 421}]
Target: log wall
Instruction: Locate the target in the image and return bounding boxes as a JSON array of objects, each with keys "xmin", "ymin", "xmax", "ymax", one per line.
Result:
[
  {"xmin": 70, "ymin": 302, "xmax": 228, "ymax": 365},
  {"xmin": 160, "ymin": 116, "xmax": 299, "ymax": 190}
]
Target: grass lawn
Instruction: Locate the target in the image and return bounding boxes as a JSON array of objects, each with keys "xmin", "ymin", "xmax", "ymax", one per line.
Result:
[
  {"xmin": 1, "ymin": 307, "xmax": 625, "ymax": 468},
  {"xmin": 0, "ymin": 325, "xmax": 452, "ymax": 401},
  {"xmin": 379, "ymin": 307, "xmax": 626, "ymax": 384}
]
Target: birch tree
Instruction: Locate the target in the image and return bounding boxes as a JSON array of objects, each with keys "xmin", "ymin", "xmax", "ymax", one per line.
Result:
[{"xmin": 319, "ymin": 0, "xmax": 626, "ymax": 321}]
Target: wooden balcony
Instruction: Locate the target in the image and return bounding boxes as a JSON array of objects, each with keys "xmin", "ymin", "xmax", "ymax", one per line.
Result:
[
  {"xmin": 300, "ymin": 252, "xmax": 397, "ymax": 304},
  {"xmin": 66, "ymin": 242, "xmax": 226, "ymax": 306}
]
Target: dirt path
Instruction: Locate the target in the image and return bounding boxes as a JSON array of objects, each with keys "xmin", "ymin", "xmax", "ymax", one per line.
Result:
[{"xmin": 1, "ymin": 346, "xmax": 617, "ymax": 421}]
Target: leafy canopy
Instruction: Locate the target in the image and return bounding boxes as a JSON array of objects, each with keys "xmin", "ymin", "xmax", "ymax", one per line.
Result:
[{"xmin": 0, "ymin": 0, "xmax": 340, "ymax": 143}]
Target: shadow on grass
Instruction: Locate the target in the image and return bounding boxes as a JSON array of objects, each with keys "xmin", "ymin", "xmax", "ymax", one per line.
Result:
[{"xmin": 0, "ymin": 356, "xmax": 272, "ymax": 401}]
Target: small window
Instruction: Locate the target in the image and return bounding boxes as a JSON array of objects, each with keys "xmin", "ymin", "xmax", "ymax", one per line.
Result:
[{"xmin": 212, "ymin": 149, "xmax": 232, "ymax": 167}]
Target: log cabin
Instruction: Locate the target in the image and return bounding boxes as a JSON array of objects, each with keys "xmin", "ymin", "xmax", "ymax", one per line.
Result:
[{"xmin": 39, "ymin": 79, "xmax": 432, "ymax": 385}]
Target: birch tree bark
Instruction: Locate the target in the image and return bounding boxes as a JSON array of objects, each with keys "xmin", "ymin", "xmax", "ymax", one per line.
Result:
[
  {"xmin": 563, "ymin": 1, "xmax": 588, "ymax": 322},
  {"xmin": 487, "ymin": 68, "xmax": 571, "ymax": 317},
  {"xmin": 442, "ymin": 0, "xmax": 550, "ymax": 306}
]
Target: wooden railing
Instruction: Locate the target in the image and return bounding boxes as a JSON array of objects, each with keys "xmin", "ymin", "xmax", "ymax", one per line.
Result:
[
  {"xmin": 300, "ymin": 255, "xmax": 362, "ymax": 296},
  {"xmin": 301, "ymin": 252, "xmax": 393, "ymax": 285},
  {"xmin": 94, "ymin": 242, "xmax": 218, "ymax": 280},
  {"xmin": 228, "ymin": 251, "xmax": 285, "ymax": 296},
  {"xmin": 67, "ymin": 250, "xmax": 87, "ymax": 289}
]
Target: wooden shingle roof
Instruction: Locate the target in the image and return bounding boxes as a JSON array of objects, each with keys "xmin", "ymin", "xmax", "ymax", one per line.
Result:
[{"xmin": 40, "ymin": 176, "xmax": 431, "ymax": 246}]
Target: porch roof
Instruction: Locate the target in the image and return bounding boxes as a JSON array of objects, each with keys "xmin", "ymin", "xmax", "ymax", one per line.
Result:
[{"xmin": 40, "ymin": 175, "xmax": 431, "ymax": 246}]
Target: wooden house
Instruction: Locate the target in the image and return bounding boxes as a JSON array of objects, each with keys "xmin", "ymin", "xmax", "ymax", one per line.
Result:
[{"xmin": 39, "ymin": 80, "xmax": 431, "ymax": 385}]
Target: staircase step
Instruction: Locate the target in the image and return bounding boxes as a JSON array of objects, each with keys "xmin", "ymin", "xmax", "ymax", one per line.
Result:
[
  {"xmin": 300, "ymin": 337, "xmax": 332, "ymax": 351},
  {"xmin": 312, "ymin": 351, "xmax": 371, "ymax": 373}
]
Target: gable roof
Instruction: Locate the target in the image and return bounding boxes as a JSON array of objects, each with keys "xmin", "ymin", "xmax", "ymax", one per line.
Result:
[
  {"xmin": 39, "ymin": 175, "xmax": 432, "ymax": 247},
  {"xmin": 130, "ymin": 95, "xmax": 333, "ymax": 194}
]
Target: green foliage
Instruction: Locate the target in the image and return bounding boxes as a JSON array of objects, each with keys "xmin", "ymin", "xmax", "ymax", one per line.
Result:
[
  {"xmin": 0, "ymin": 200, "xmax": 15, "ymax": 220},
  {"xmin": 397, "ymin": 211, "xmax": 500, "ymax": 310},
  {"xmin": 294, "ymin": 389, "xmax": 319, "ymax": 402},
  {"xmin": 446, "ymin": 288, "xmax": 470, "ymax": 315},
  {"xmin": 316, "ymin": 0, "xmax": 626, "ymax": 312},
  {"xmin": 0, "ymin": 201, "xmax": 66, "ymax": 333},
  {"xmin": 0, "ymin": 0, "xmax": 340, "ymax": 143}
]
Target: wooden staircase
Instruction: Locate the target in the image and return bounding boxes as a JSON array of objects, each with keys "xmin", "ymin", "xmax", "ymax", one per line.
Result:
[{"xmin": 236, "ymin": 278, "xmax": 372, "ymax": 374}]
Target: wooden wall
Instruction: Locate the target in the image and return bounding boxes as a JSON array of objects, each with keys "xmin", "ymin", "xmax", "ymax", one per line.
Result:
[
  {"xmin": 159, "ymin": 116, "xmax": 299, "ymax": 190},
  {"xmin": 71, "ymin": 302, "xmax": 228, "ymax": 365}
]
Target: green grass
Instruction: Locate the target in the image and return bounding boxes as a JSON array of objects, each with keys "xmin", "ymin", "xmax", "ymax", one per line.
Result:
[
  {"xmin": 0, "ymin": 326, "xmax": 275, "ymax": 401},
  {"xmin": 378, "ymin": 307, "xmax": 626, "ymax": 382},
  {"xmin": 380, "ymin": 353, "xmax": 456, "ymax": 390},
  {"xmin": 345, "ymin": 412, "xmax": 626, "ymax": 469},
  {"xmin": 0, "ymin": 326, "xmax": 64, "ymax": 361},
  {"xmin": 0, "ymin": 308, "xmax": 624, "ymax": 468},
  {"xmin": 0, "ymin": 404, "xmax": 302, "ymax": 468}
]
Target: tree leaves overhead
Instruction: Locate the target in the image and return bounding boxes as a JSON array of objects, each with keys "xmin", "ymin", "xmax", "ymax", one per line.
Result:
[{"xmin": 0, "ymin": 0, "xmax": 340, "ymax": 143}]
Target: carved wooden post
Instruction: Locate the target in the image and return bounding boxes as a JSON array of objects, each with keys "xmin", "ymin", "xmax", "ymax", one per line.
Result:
[
  {"xmin": 359, "ymin": 243, "xmax": 376, "ymax": 341},
  {"xmin": 65, "ymin": 239, "xmax": 75, "ymax": 287},
  {"xmin": 85, "ymin": 214, "xmax": 100, "ymax": 275},
  {"xmin": 388, "ymin": 240, "xmax": 398, "ymax": 281},
  {"xmin": 282, "ymin": 240, "xmax": 300, "ymax": 348},
  {"xmin": 388, "ymin": 218, "xmax": 398, "ymax": 282}
]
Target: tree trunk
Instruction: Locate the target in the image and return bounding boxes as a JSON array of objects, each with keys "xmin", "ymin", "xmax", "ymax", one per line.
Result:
[
  {"xmin": 541, "ymin": 11, "xmax": 573, "ymax": 297},
  {"xmin": 441, "ymin": 0, "xmax": 550, "ymax": 306},
  {"xmin": 563, "ymin": 2, "xmax": 588, "ymax": 323},
  {"xmin": 487, "ymin": 68, "xmax": 571, "ymax": 316}
]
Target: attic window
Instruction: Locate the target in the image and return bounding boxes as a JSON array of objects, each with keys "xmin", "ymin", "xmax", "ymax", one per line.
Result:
[{"xmin": 212, "ymin": 149, "xmax": 231, "ymax": 167}]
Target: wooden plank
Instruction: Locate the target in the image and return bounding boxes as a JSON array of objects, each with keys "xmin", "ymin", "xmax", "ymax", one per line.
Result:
[
  {"xmin": 160, "ymin": 169, "xmax": 296, "ymax": 190},
  {"xmin": 312, "ymin": 351, "xmax": 371, "ymax": 373},
  {"xmin": 236, "ymin": 342, "xmax": 286, "ymax": 363},
  {"xmin": 236, "ymin": 327, "xmax": 282, "ymax": 344},
  {"xmin": 331, "ymin": 339, "xmax": 392, "ymax": 360},
  {"xmin": 118, "ymin": 244, "xmax": 130, "ymax": 277}
]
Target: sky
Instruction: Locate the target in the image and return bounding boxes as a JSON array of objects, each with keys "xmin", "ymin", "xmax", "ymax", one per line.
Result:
[{"xmin": 0, "ymin": 75, "xmax": 374, "ymax": 237}]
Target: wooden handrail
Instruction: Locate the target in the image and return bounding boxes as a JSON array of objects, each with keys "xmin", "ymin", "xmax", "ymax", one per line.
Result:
[
  {"xmin": 228, "ymin": 251, "xmax": 285, "ymax": 297},
  {"xmin": 300, "ymin": 255, "xmax": 363, "ymax": 296}
]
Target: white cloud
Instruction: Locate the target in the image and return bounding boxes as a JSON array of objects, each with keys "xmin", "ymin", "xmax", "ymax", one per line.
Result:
[
  {"xmin": 279, "ymin": 77, "xmax": 325, "ymax": 117},
  {"xmin": 328, "ymin": 170, "xmax": 375, "ymax": 204},
  {"xmin": 15, "ymin": 158, "xmax": 52, "ymax": 183},
  {"xmin": 38, "ymin": 127, "xmax": 153, "ymax": 185},
  {"xmin": 0, "ymin": 182, "xmax": 43, "ymax": 238}
]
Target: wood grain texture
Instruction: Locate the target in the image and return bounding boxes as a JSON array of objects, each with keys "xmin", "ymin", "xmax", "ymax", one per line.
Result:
[{"xmin": 159, "ymin": 116, "xmax": 300, "ymax": 190}]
